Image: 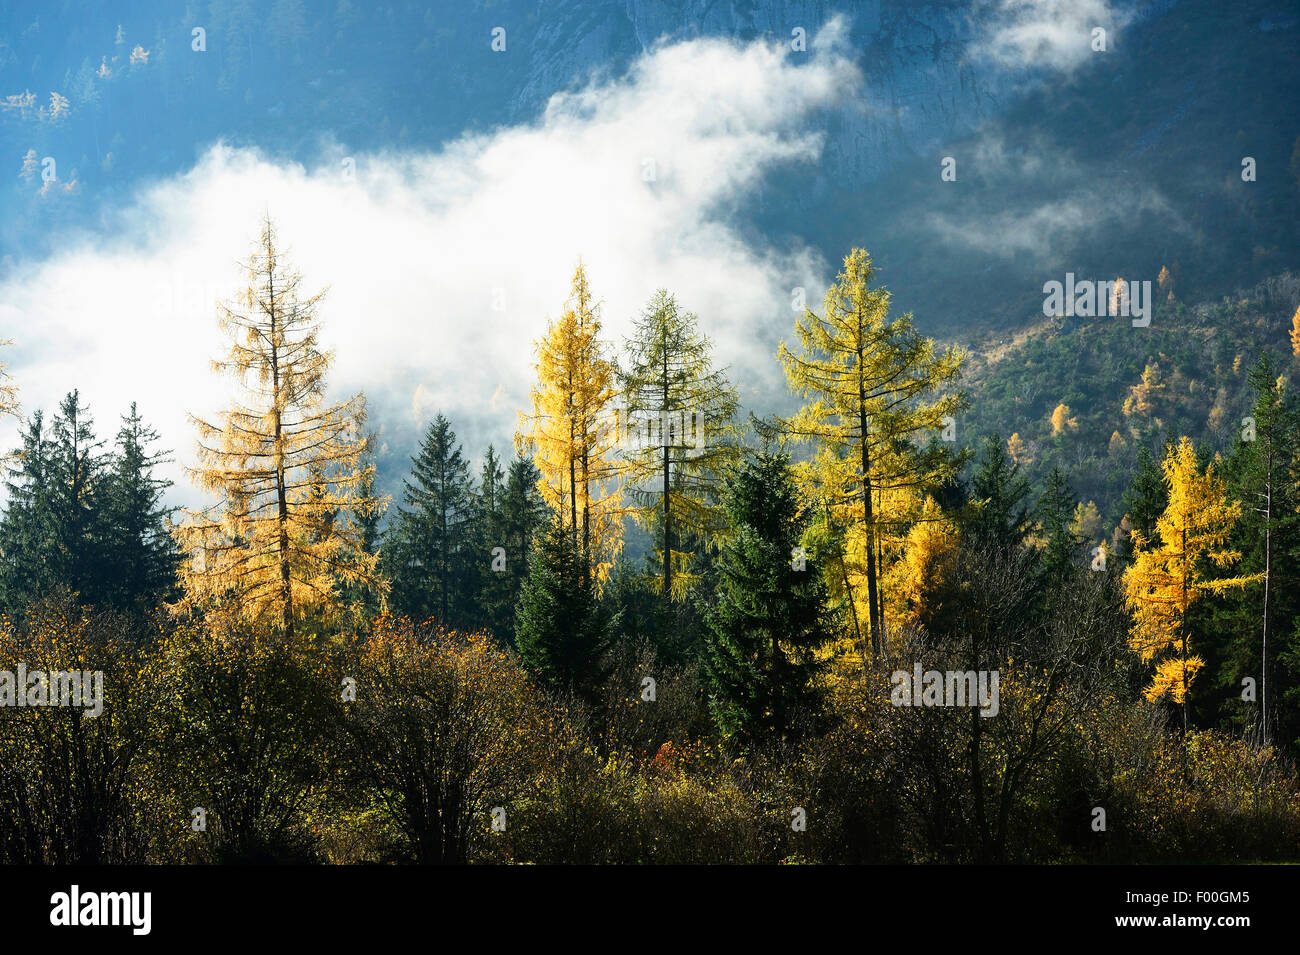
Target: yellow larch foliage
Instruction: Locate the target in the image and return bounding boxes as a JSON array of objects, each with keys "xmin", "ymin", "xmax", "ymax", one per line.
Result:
[
  {"xmin": 779, "ymin": 248, "xmax": 965, "ymax": 662},
  {"xmin": 1006, "ymin": 432, "xmax": 1032, "ymax": 466},
  {"xmin": 1050, "ymin": 403, "xmax": 1077, "ymax": 435},
  {"xmin": 0, "ymin": 339, "xmax": 18, "ymax": 438},
  {"xmin": 516, "ymin": 262, "xmax": 622, "ymax": 584},
  {"xmin": 1070, "ymin": 500, "xmax": 1102, "ymax": 541},
  {"xmin": 1122, "ymin": 361, "xmax": 1165, "ymax": 418},
  {"xmin": 1122, "ymin": 437, "xmax": 1259, "ymax": 723},
  {"xmin": 1291, "ymin": 305, "xmax": 1300, "ymax": 358},
  {"xmin": 1108, "ymin": 277, "xmax": 1127, "ymax": 316},
  {"xmin": 1148, "ymin": 656, "xmax": 1204, "ymax": 705},
  {"xmin": 619, "ymin": 289, "xmax": 740, "ymax": 601},
  {"xmin": 885, "ymin": 496, "xmax": 960, "ymax": 638},
  {"xmin": 173, "ymin": 217, "xmax": 385, "ymax": 636}
]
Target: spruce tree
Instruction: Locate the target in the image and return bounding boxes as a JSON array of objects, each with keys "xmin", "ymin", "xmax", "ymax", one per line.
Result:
[
  {"xmin": 1037, "ymin": 466, "xmax": 1081, "ymax": 590},
  {"xmin": 1120, "ymin": 443, "xmax": 1169, "ymax": 560},
  {"xmin": 515, "ymin": 514, "xmax": 612, "ymax": 695},
  {"xmin": 0, "ymin": 412, "xmax": 59, "ymax": 611},
  {"xmin": 469, "ymin": 445, "xmax": 514, "ymax": 639},
  {"xmin": 51, "ymin": 391, "xmax": 110, "ymax": 603},
  {"xmin": 101, "ymin": 403, "xmax": 179, "ymax": 611},
  {"xmin": 387, "ymin": 414, "xmax": 474, "ymax": 628},
  {"xmin": 966, "ymin": 433, "xmax": 1032, "ymax": 557},
  {"xmin": 704, "ymin": 450, "xmax": 832, "ymax": 746},
  {"xmin": 1222, "ymin": 354, "xmax": 1299, "ymax": 746},
  {"xmin": 1, "ymin": 398, "xmax": 178, "ymax": 614},
  {"xmin": 338, "ymin": 442, "xmax": 386, "ymax": 625},
  {"xmin": 495, "ymin": 451, "xmax": 549, "ymax": 645}
]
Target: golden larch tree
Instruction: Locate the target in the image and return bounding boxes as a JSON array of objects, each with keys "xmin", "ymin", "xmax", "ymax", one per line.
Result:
[
  {"xmin": 1123, "ymin": 361, "xmax": 1165, "ymax": 418},
  {"xmin": 0, "ymin": 339, "xmax": 17, "ymax": 469},
  {"xmin": 1050, "ymin": 403, "xmax": 1076, "ymax": 435},
  {"xmin": 1290, "ymin": 304, "xmax": 1300, "ymax": 358},
  {"xmin": 174, "ymin": 217, "xmax": 384, "ymax": 635},
  {"xmin": 0, "ymin": 339, "xmax": 17, "ymax": 421},
  {"xmin": 779, "ymin": 248, "xmax": 965, "ymax": 662},
  {"xmin": 516, "ymin": 262, "xmax": 622, "ymax": 583},
  {"xmin": 884, "ymin": 494, "xmax": 960, "ymax": 640},
  {"xmin": 619, "ymin": 289, "xmax": 740, "ymax": 604},
  {"xmin": 1006, "ymin": 432, "xmax": 1032, "ymax": 466},
  {"xmin": 1123, "ymin": 437, "xmax": 1258, "ymax": 731}
]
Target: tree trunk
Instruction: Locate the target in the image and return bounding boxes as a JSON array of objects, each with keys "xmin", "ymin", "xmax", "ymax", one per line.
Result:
[
  {"xmin": 1180, "ymin": 526, "xmax": 1188, "ymax": 735},
  {"xmin": 1261, "ymin": 445, "xmax": 1272, "ymax": 747},
  {"xmin": 857, "ymin": 343, "xmax": 882, "ymax": 664},
  {"xmin": 267, "ymin": 254, "xmax": 293, "ymax": 638},
  {"xmin": 662, "ymin": 334, "xmax": 672, "ymax": 609}
]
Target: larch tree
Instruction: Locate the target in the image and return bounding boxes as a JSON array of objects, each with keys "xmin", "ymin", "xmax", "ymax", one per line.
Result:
[
  {"xmin": 885, "ymin": 495, "xmax": 961, "ymax": 640},
  {"xmin": 620, "ymin": 289, "xmax": 739, "ymax": 607},
  {"xmin": 517, "ymin": 262, "xmax": 622, "ymax": 584},
  {"xmin": 174, "ymin": 217, "xmax": 383, "ymax": 636},
  {"xmin": 1050, "ymin": 403, "xmax": 1076, "ymax": 435},
  {"xmin": 0, "ymin": 339, "xmax": 17, "ymax": 428},
  {"xmin": 1123, "ymin": 437, "xmax": 1258, "ymax": 732},
  {"xmin": 779, "ymin": 248, "xmax": 965, "ymax": 662}
]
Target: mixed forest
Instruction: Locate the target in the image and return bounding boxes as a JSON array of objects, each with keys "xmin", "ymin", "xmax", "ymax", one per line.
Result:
[{"xmin": 2, "ymin": 218, "xmax": 1300, "ymax": 864}]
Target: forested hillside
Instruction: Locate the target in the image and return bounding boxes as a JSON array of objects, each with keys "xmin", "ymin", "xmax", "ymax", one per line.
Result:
[{"xmin": 957, "ymin": 271, "xmax": 1300, "ymax": 527}]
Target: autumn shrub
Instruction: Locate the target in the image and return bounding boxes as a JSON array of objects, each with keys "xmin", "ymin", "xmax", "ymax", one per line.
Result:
[
  {"xmin": 501, "ymin": 738, "xmax": 775, "ymax": 864},
  {"xmin": 786, "ymin": 672, "xmax": 915, "ymax": 863},
  {"xmin": 595, "ymin": 637, "xmax": 710, "ymax": 760},
  {"xmin": 146, "ymin": 621, "xmax": 339, "ymax": 863},
  {"xmin": 1055, "ymin": 695, "xmax": 1300, "ymax": 862},
  {"xmin": 629, "ymin": 742, "xmax": 777, "ymax": 863},
  {"xmin": 334, "ymin": 616, "xmax": 546, "ymax": 864},
  {"xmin": 0, "ymin": 595, "xmax": 159, "ymax": 863}
]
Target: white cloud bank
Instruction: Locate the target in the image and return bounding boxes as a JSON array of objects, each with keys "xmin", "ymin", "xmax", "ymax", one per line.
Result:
[{"xmin": 0, "ymin": 24, "xmax": 859, "ymax": 499}]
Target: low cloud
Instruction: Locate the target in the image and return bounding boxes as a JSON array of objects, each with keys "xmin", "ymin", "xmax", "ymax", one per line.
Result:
[
  {"xmin": 924, "ymin": 183, "xmax": 1177, "ymax": 261},
  {"xmin": 971, "ymin": 0, "xmax": 1131, "ymax": 72},
  {"xmin": 0, "ymin": 23, "xmax": 859, "ymax": 500}
]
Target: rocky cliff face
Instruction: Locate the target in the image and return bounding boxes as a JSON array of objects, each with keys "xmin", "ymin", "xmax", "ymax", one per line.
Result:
[
  {"xmin": 503, "ymin": 0, "xmax": 1178, "ymax": 187},
  {"xmin": 507, "ymin": 1, "xmax": 990, "ymax": 185}
]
